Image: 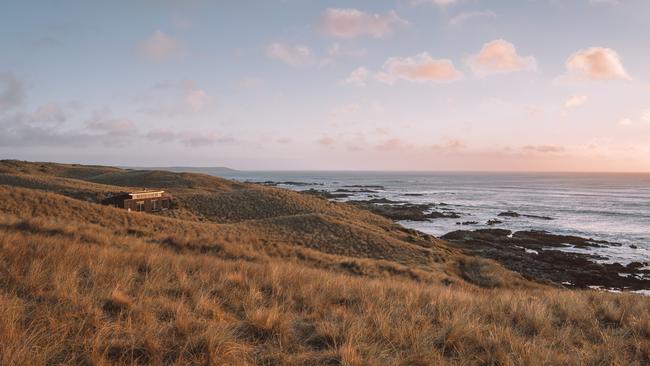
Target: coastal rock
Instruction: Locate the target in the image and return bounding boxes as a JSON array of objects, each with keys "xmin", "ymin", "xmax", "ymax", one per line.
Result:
[
  {"xmin": 301, "ymin": 189, "xmax": 351, "ymax": 199},
  {"xmin": 456, "ymin": 221, "xmax": 479, "ymax": 225},
  {"xmin": 486, "ymin": 219, "xmax": 503, "ymax": 225},
  {"xmin": 258, "ymin": 180, "xmax": 323, "ymax": 187},
  {"xmin": 441, "ymin": 229, "xmax": 650, "ymax": 290},
  {"xmin": 523, "ymin": 214, "xmax": 554, "ymax": 220},
  {"xmin": 498, "ymin": 211, "xmax": 520, "ymax": 217},
  {"xmin": 348, "ymin": 201, "xmax": 461, "ymax": 221},
  {"xmin": 343, "ymin": 185, "xmax": 385, "ymax": 190},
  {"xmin": 335, "ymin": 188, "xmax": 378, "ymax": 193}
]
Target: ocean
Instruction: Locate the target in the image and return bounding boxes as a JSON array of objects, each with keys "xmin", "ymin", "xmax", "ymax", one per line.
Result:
[{"xmin": 212, "ymin": 171, "xmax": 650, "ymax": 265}]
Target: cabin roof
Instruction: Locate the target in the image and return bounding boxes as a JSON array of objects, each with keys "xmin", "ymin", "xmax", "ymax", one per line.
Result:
[{"xmin": 129, "ymin": 190, "xmax": 165, "ymax": 195}]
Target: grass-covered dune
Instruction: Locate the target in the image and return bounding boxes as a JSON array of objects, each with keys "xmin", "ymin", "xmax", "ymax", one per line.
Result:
[{"xmin": 0, "ymin": 160, "xmax": 649, "ymax": 365}]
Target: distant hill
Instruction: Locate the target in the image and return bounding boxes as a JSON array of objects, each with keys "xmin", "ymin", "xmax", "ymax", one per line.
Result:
[
  {"xmin": 128, "ymin": 166, "xmax": 239, "ymax": 175},
  {"xmin": 0, "ymin": 159, "xmax": 649, "ymax": 365}
]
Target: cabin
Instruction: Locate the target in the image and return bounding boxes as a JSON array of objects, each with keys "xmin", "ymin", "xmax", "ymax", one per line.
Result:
[{"xmin": 101, "ymin": 190, "xmax": 171, "ymax": 212}]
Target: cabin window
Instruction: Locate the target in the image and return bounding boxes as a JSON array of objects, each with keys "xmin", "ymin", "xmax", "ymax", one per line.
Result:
[
  {"xmin": 151, "ymin": 199, "xmax": 158, "ymax": 211},
  {"xmin": 136, "ymin": 201, "xmax": 145, "ymax": 212}
]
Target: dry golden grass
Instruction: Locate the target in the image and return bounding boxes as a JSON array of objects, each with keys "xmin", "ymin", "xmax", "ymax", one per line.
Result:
[
  {"xmin": 1, "ymin": 213, "xmax": 649, "ymax": 365},
  {"xmin": 0, "ymin": 160, "xmax": 649, "ymax": 365}
]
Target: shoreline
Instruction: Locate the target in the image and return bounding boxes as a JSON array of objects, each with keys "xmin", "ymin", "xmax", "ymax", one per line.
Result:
[{"xmin": 256, "ymin": 180, "xmax": 650, "ymax": 292}]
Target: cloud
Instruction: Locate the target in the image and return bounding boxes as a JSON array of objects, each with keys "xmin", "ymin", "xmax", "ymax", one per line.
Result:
[
  {"xmin": 522, "ymin": 145, "xmax": 565, "ymax": 153},
  {"xmin": 135, "ymin": 30, "xmax": 184, "ymax": 62},
  {"xmin": 184, "ymin": 89, "xmax": 211, "ymax": 112},
  {"xmin": 376, "ymin": 138, "xmax": 408, "ymax": 151},
  {"xmin": 265, "ymin": 43, "xmax": 314, "ymax": 67},
  {"xmin": 86, "ymin": 110, "xmax": 137, "ymax": 137},
  {"xmin": 468, "ymin": 39, "xmax": 536, "ymax": 76},
  {"xmin": 146, "ymin": 128, "xmax": 177, "ymax": 142},
  {"xmin": 340, "ymin": 67, "xmax": 370, "ymax": 87},
  {"xmin": 0, "ymin": 72, "xmax": 25, "ymax": 112},
  {"xmin": 318, "ymin": 136, "xmax": 335, "ymax": 147},
  {"xmin": 431, "ymin": 139, "xmax": 466, "ymax": 152},
  {"xmin": 0, "ymin": 106, "xmax": 135, "ymax": 148},
  {"xmin": 140, "ymin": 80, "xmax": 213, "ymax": 115},
  {"xmin": 377, "ymin": 53, "xmax": 462, "ymax": 84},
  {"xmin": 618, "ymin": 110, "xmax": 650, "ymax": 126},
  {"xmin": 412, "ymin": 0, "xmax": 458, "ymax": 6},
  {"xmin": 180, "ymin": 132, "xmax": 233, "ymax": 147},
  {"xmin": 565, "ymin": 47, "xmax": 630, "ymax": 80},
  {"xmin": 449, "ymin": 11, "xmax": 496, "ymax": 26},
  {"xmin": 564, "ymin": 95, "xmax": 588, "ymax": 108},
  {"xmin": 320, "ymin": 8, "xmax": 407, "ymax": 38},
  {"xmin": 144, "ymin": 128, "xmax": 234, "ymax": 147}
]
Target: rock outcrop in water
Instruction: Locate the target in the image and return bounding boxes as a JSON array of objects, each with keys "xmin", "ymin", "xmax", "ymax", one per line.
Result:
[
  {"xmin": 442, "ymin": 229, "xmax": 650, "ymax": 290},
  {"xmin": 348, "ymin": 201, "xmax": 461, "ymax": 221}
]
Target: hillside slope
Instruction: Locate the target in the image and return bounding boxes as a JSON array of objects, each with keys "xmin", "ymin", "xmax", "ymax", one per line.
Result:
[{"xmin": 1, "ymin": 160, "xmax": 649, "ymax": 365}]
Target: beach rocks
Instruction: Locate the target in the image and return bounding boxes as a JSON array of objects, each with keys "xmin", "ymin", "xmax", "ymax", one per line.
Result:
[
  {"xmin": 301, "ymin": 189, "xmax": 351, "ymax": 199},
  {"xmin": 456, "ymin": 221, "xmax": 479, "ymax": 225},
  {"xmin": 258, "ymin": 181, "xmax": 322, "ymax": 187},
  {"xmin": 486, "ymin": 219, "xmax": 503, "ymax": 225},
  {"xmin": 497, "ymin": 211, "xmax": 554, "ymax": 220},
  {"xmin": 441, "ymin": 229, "xmax": 650, "ymax": 290},
  {"xmin": 348, "ymin": 201, "xmax": 461, "ymax": 221}
]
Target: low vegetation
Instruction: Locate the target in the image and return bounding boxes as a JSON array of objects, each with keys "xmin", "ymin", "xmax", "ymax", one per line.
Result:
[{"xmin": 0, "ymin": 160, "xmax": 649, "ymax": 365}]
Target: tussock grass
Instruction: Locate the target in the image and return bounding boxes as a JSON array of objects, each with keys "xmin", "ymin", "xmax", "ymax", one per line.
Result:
[
  {"xmin": 1, "ymin": 160, "xmax": 649, "ymax": 365},
  {"xmin": 1, "ymin": 218, "xmax": 649, "ymax": 365}
]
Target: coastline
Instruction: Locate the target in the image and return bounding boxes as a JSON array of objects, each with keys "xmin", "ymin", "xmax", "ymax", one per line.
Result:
[{"xmin": 255, "ymin": 178, "xmax": 650, "ymax": 292}]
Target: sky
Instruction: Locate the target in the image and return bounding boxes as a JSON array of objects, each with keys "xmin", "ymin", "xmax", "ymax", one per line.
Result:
[{"xmin": 1, "ymin": 0, "xmax": 649, "ymax": 171}]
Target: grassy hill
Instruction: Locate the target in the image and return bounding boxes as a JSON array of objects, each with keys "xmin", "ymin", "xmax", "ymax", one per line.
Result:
[{"xmin": 0, "ymin": 160, "xmax": 649, "ymax": 365}]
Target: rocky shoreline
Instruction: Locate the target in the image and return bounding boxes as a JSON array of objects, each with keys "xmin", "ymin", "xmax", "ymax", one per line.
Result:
[
  {"xmin": 278, "ymin": 181, "xmax": 650, "ymax": 292},
  {"xmin": 442, "ymin": 229, "xmax": 650, "ymax": 290}
]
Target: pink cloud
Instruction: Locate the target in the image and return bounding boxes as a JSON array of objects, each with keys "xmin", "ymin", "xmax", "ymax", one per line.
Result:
[
  {"xmin": 565, "ymin": 47, "xmax": 630, "ymax": 80},
  {"xmin": 376, "ymin": 138, "xmax": 405, "ymax": 151},
  {"xmin": 564, "ymin": 95, "xmax": 588, "ymax": 108},
  {"xmin": 318, "ymin": 136, "xmax": 335, "ymax": 146},
  {"xmin": 432, "ymin": 139, "xmax": 466, "ymax": 151},
  {"xmin": 184, "ymin": 89, "xmax": 211, "ymax": 112},
  {"xmin": 135, "ymin": 30, "xmax": 184, "ymax": 63},
  {"xmin": 522, "ymin": 145, "xmax": 565, "ymax": 154},
  {"xmin": 412, "ymin": 0, "xmax": 458, "ymax": 6},
  {"xmin": 320, "ymin": 8, "xmax": 407, "ymax": 39},
  {"xmin": 265, "ymin": 43, "xmax": 313, "ymax": 67},
  {"xmin": 86, "ymin": 110, "xmax": 136, "ymax": 136},
  {"xmin": 146, "ymin": 128, "xmax": 177, "ymax": 142},
  {"xmin": 377, "ymin": 53, "xmax": 462, "ymax": 84},
  {"xmin": 180, "ymin": 132, "xmax": 234, "ymax": 147},
  {"xmin": 469, "ymin": 39, "xmax": 536, "ymax": 76}
]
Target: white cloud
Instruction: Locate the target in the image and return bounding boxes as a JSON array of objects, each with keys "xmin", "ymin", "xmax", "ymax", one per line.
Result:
[
  {"xmin": 135, "ymin": 30, "xmax": 184, "ymax": 63},
  {"xmin": 564, "ymin": 95, "xmax": 588, "ymax": 108},
  {"xmin": 340, "ymin": 67, "xmax": 370, "ymax": 87},
  {"xmin": 565, "ymin": 47, "xmax": 630, "ymax": 80},
  {"xmin": 377, "ymin": 53, "xmax": 462, "ymax": 84},
  {"xmin": 265, "ymin": 43, "xmax": 314, "ymax": 67},
  {"xmin": 320, "ymin": 8, "xmax": 407, "ymax": 38},
  {"xmin": 449, "ymin": 11, "xmax": 496, "ymax": 26},
  {"xmin": 468, "ymin": 39, "xmax": 536, "ymax": 76}
]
